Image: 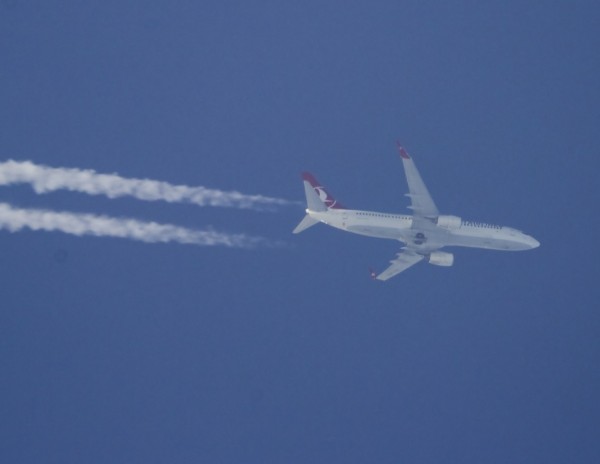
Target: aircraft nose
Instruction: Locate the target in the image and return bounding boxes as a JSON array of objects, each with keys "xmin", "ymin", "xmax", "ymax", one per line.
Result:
[{"xmin": 528, "ymin": 236, "xmax": 540, "ymax": 249}]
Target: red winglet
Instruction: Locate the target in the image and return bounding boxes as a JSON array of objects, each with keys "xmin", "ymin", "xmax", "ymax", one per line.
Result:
[{"xmin": 396, "ymin": 141, "xmax": 410, "ymax": 160}]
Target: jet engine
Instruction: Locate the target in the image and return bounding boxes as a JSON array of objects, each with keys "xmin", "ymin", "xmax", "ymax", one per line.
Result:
[
  {"xmin": 428, "ymin": 251, "xmax": 454, "ymax": 267},
  {"xmin": 436, "ymin": 215, "xmax": 462, "ymax": 230}
]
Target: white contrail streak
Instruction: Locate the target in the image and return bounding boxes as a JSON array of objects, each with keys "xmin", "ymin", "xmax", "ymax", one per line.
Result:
[
  {"xmin": 0, "ymin": 160, "xmax": 292, "ymax": 210},
  {"xmin": 0, "ymin": 203, "xmax": 270, "ymax": 248}
]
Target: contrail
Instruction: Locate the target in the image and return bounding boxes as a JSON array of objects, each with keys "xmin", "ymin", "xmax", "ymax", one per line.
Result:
[
  {"xmin": 0, "ymin": 203, "xmax": 271, "ymax": 248},
  {"xmin": 0, "ymin": 160, "xmax": 293, "ymax": 210}
]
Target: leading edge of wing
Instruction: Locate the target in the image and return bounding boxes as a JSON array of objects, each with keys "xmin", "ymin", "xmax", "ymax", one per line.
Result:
[
  {"xmin": 374, "ymin": 250, "xmax": 424, "ymax": 281},
  {"xmin": 396, "ymin": 142, "xmax": 439, "ymax": 220}
]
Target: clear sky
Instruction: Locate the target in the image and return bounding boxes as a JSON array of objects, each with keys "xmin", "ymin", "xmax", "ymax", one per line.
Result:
[{"xmin": 1, "ymin": 1, "xmax": 599, "ymax": 463}]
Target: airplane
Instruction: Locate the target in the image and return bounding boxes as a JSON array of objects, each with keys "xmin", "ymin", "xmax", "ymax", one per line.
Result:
[{"xmin": 293, "ymin": 143, "xmax": 540, "ymax": 280}]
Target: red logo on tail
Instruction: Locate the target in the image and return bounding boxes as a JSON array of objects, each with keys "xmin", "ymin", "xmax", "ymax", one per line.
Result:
[{"xmin": 302, "ymin": 172, "xmax": 345, "ymax": 209}]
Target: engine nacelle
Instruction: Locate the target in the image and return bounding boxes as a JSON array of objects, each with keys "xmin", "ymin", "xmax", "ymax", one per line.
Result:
[
  {"xmin": 436, "ymin": 215, "xmax": 462, "ymax": 230},
  {"xmin": 428, "ymin": 251, "xmax": 454, "ymax": 267}
]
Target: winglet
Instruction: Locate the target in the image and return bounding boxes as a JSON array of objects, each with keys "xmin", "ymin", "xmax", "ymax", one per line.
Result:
[{"xmin": 396, "ymin": 141, "xmax": 410, "ymax": 160}]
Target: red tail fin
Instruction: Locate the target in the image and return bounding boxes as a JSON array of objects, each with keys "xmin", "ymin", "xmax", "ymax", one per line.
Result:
[{"xmin": 301, "ymin": 172, "xmax": 345, "ymax": 209}]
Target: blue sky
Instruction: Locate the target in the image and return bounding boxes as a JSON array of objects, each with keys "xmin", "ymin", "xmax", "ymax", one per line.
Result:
[{"xmin": 1, "ymin": 1, "xmax": 599, "ymax": 463}]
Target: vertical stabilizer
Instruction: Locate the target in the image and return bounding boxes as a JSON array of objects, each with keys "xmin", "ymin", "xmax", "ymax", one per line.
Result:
[
  {"xmin": 293, "ymin": 172, "xmax": 345, "ymax": 234},
  {"xmin": 301, "ymin": 172, "xmax": 345, "ymax": 210},
  {"xmin": 302, "ymin": 176, "xmax": 327, "ymax": 212}
]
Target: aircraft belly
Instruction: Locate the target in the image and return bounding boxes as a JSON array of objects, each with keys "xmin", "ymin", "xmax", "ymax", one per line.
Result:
[
  {"xmin": 347, "ymin": 224, "xmax": 404, "ymax": 239},
  {"xmin": 447, "ymin": 232, "xmax": 522, "ymax": 250}
]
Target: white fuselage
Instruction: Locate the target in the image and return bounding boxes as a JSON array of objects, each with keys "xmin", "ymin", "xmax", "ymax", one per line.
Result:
[{"xmin": 307, "ymin": 208, "xmax": 540, "ymax": 253}]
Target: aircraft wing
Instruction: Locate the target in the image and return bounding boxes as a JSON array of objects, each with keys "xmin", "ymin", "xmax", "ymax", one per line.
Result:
[
  {"xmin": 374, "ymin": 249, "xmax": 424, "ymax": 281},
  {"xmin": 397, "ymin": 143, "xmax": 439, "ymax": 220}
]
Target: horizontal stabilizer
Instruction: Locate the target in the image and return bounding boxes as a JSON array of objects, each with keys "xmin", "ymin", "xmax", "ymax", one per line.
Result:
[{"xmin": 293, "ymin": 214, "xmax": 319, "ymax": 234}]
